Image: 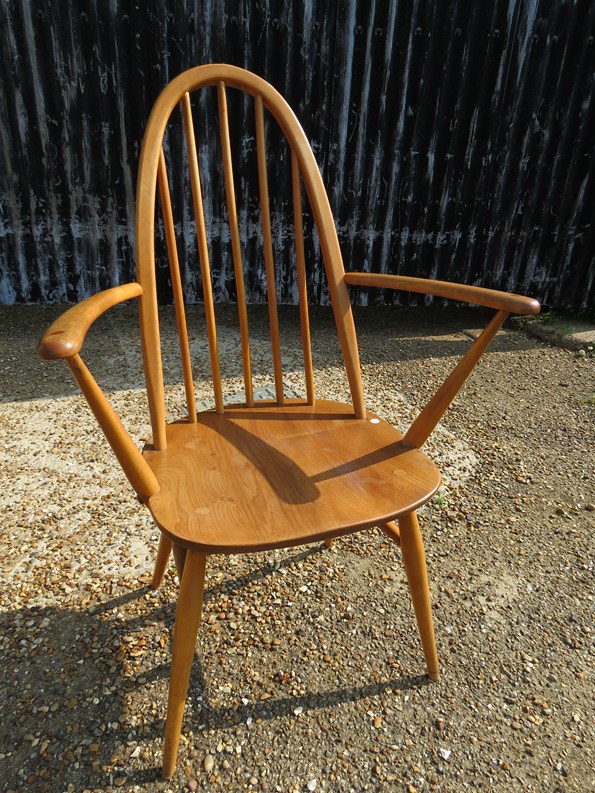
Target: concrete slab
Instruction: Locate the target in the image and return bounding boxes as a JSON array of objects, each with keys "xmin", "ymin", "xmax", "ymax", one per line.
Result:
[{"xmin": 514, "ymin": 314, "xmax": 595, "ymax": 353}]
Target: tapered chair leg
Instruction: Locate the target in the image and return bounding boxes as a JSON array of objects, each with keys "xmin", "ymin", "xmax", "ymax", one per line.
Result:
[
  {"xmin": 398, "ymin": 511, "xmax": 440, "ymax": 682},
  {"xmin": 162, "ymin": 549, "xmax": 207, "ymax": 779},
  {"xmin": 152, "ymin": 534, "xmax": 173, "ymax": 589},
  {"xmin": 380, "ymin": 520, "xmax": 401, "ymax": 545},
  {"xmin": 172, "ymin": 544, "xmax": 188, "ymax": 580}
]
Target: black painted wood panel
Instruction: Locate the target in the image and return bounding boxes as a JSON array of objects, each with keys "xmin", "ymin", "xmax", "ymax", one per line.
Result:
[{"xmin": 0, "ymin": 0, "xmax": 593, "ymax": 308}]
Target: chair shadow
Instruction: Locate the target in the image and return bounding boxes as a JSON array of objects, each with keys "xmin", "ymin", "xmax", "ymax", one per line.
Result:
[
  {"xmin": 1, "ymin": 546, "xmax": 430, "ymax": 788},
  {"xmin": 171, "ymin": 663, "xmax": 429, "ymax": 731},
  {"xmin": 163, "ymin": 408, "xmax": 409, "ymax": 508},
  {"xmin": 124, "ymin": 666, "xmax": 429, "ymax": 785}
]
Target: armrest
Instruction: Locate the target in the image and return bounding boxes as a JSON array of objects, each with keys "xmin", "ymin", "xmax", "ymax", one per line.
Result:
[
  {"xmin": 344, "ymin": 272, "xmax": 540, "ymax": 315},
  {"xmin": 37, "ymin": 282, "xmax": 143, "ymax": 360},
  {"xmin": 36, "ymin": 281, "xmax": 158, "ymax": 500},
  {"xmin": 344, "ymin": 271, "xmax": 540, "ymax": 448}
]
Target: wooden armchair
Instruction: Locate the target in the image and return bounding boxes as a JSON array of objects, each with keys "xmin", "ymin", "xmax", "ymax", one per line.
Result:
[{"xmin": 37, "ymin": 64, "xmax": 540, "ymax": 778}]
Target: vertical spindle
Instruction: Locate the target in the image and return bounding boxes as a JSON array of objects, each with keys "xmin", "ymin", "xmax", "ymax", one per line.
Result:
[
  {"xmin": 158, "ymin": 148, "xmax": 197, "ymax": 421},
  {"xmin": 218, "ymin": 81, "xmax": 254, "ymax": 407},
  {"xmin": 182, "ymin": 92, "xmax": 224, "ymax": 413},
  {"xmin": 291, "ymin": 150, "xmax": 315, "ymax": 405},
  {"xmin": 255, "ymin": 95, "xmax": 284, "ymax": 404}
]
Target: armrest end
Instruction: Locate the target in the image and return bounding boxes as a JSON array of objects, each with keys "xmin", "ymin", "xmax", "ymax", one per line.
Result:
[
  {"xmin": 37, "ymin": 332, "xmax": 78, "ymax": 360},
  {"xmin": 37, "ymin": 283, "xmax": 143, "ymax": 360}
]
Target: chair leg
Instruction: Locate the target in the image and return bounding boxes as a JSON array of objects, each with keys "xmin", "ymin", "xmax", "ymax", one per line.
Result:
[
  {"xmin": 172, "ymin": 544, "xmax": 188, "ymax": 580},
  {"xmin": 152, "ymin": 534, "xmax": 173, "ymax": 590},
  {"xmin": 380, "ymin": 520, "xmax": 401, "ymax": 545},
  {"xmin": 398, "ymin": 511, "xmax": 440, "ymax": 682},
  {"xmin": 162, "ymin": 549, "xmax": 207, "ymax": 779}
]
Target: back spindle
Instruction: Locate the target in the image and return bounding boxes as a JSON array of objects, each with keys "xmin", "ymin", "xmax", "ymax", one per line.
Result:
[
  {"xmin": 182, "ymin": 92, "xmax": 224, "ymax": 413},
  {"xmin": 217, "ymin": 81, "xmax": 254, "ymax": 407},
  {"xmin": 157, "ymin": 148, "xmax": 197, "ymax": 421},
  {"xmin": 291, "ymin": 150, "xmax": 315, "ymax": 405},
  {"xmin": 255, "ymin": 95, "xmax": 284, "ymax": 405}
]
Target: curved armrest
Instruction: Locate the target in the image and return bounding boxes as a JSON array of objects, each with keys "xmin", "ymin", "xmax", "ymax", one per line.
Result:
[
  {"xmin": 345, "ymin": 271, "xmax": 540, "ymax": 448},
  {"xmin": 36, "ymin": 281, "xmax": 157, "ymax": 500},
  {"xmin": 344, "ymin": 272, "xmax": 540, "ymax": 315},
  {"xmin": 37, "ymin": 283, "xmax": 143, "ymax": 360}
]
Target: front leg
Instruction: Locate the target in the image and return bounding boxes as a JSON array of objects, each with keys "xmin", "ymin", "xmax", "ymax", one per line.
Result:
[
  {"xmin": 398, "ymin": 511, "xmax": 439, "ymax": 681},
  {"xmin": 162, "ymin": 549, "xmax": 207, "ymax": 778}
]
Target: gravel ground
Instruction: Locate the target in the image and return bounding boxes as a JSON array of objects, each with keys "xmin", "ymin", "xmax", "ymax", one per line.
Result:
[{"xmin": 1, "ymin": 303, "xmax": 593, "ymax": 793}]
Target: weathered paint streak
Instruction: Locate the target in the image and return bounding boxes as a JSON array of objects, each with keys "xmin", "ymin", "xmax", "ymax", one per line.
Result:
[{"xmin": 0, "ymin": 0, "xmax": 593, "ymax": 308}]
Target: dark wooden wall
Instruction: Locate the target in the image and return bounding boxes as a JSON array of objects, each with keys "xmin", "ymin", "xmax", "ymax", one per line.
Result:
[{"xmin": 1, "ymin": 0, "xmax": 593, "ymax": 308}]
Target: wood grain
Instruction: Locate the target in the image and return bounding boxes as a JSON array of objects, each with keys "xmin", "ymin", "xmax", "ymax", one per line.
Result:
[
  {"xmin": 398, "ymin": 511, "xmax": 440, "ymax": 681},
  {"xmin": 152, "ymin": 534, "xmax": 173, "ymax": 589},
  {"xmin": 292, "ymin": 150, "xmax": 315, "ymax": 405},
  {"xmin": 143, "ymin": 400, "xmax": 440, "ymax": 553},
  {"xmin": 403, "ymin": 309, "xmax": 509, "ymax": 448},
  {"xmin": 162, "ymin": 550, "xmax": 207, "ymax": 778},
  {"xmin": 31, "ymin": 63, "xmax": 551, "ymax": 780},
  {"xmin": 158, "ymin": 148, "xmax": 197, "ymax": 422},
  {"xmin": 135, "ymin": 64, "xmax": 367, "ymax": 418},
  {"xmin": 182, "ymin": 91, "xmax": 225, "ymax": 414},
  {"xmin": 217, "ymin": 81, "xmax": 254, "ymax": 407}
]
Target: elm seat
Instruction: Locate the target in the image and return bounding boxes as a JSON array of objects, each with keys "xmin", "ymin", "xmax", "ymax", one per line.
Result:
[
  {"xmin": 143, "ymin": 400, "xmax": 441, "ymax": 553},
  {"xmin": 37, "ymin": 64, "xmax": 540, "ymax": 779}
]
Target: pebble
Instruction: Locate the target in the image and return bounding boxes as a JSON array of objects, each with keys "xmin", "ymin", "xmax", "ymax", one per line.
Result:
[{"xmin": 3, "ymin": 306, "xmax": 593, "ymax": 793}]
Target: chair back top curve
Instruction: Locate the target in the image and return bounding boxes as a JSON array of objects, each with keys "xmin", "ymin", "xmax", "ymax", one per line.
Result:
[{"xmin": 134, "ymin": 64, "xmax": 366, "ymax": 450}]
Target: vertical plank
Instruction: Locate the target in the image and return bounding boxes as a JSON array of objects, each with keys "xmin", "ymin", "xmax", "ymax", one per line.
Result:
[
  {"xmin": 255, "ymin": 95, "xmax": 284, "ymax": 405},
  {"xmin": 2, "ymin": 5, "xmax": 595, "ymax": 309},
  {"xmin": 182, "ymin": 92, "xmax": 224, "ymax": 414},
  {"xmin": 158, "ymin": 148, "xmax": 197, "ymax": 421},
  {"xmin": 291, "ymin": 150, "xmax": 315, "ymax": 405},
  {"xmin": 217, "ymin": 80, "xmax": 254, "ymax": 407}
]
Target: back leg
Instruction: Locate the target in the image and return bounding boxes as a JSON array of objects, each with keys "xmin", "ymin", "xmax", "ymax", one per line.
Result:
[
  {"xmin": 152, "ymin": 534, "xmax": 173, "ymax": 589},
  {"xmin": 380, "ymin": 520, "xmax": 401, "ymax": 545},
  {"xmin": 172, "ymin": 544, "xmax": 188, "ymax": 580}
]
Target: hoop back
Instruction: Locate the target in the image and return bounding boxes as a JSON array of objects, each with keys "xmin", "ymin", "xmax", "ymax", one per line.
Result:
[{"xmin": 135, "ymin": 64, "xmax": 365, "ymax": 450}]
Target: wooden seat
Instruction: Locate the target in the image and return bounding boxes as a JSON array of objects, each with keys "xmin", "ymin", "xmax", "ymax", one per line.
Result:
[
  {"xmin": 37, "ymin": 64, "xmax": 540, "ymax": 779},
  {"xmin": 143, "ymin": 400, "xmax": 441, "ymax": 553}
]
